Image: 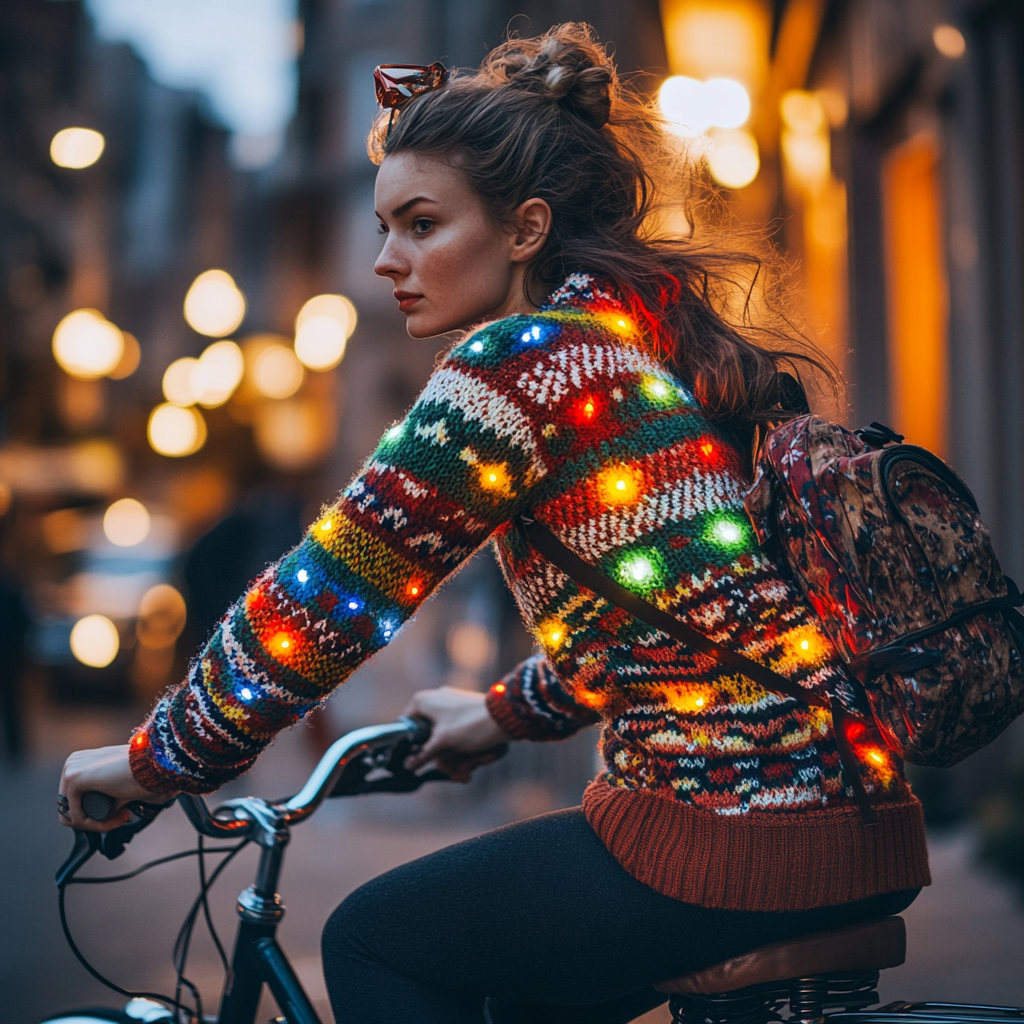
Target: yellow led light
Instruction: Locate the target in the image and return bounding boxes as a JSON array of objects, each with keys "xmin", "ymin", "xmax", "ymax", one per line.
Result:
[
  {"xmin": 319, "ymin": 519, "xmax": 332, "ymax": 531},
  {"xmin": 477, "ymin": 462, "xmax": 511, "ymax": 495}
]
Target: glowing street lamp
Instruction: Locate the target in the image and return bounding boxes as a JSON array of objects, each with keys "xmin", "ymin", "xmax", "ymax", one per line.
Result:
[
  {"xmin": 183, "ymin": 270, "xmax": 245, "ymax": 337},
  {"xmin": 50, "ymin": 127, "xmax": 105, "ymax": 169}
]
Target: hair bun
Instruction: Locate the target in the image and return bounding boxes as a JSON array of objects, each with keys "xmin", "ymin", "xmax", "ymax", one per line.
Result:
[{"xmin": 492, "ymin": 24, "xmax": 614, "ymax": 129}]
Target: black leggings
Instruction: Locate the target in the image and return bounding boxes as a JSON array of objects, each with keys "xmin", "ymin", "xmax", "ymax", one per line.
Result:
[{"xmin": 321, "ymin": 807, "xmax": 919, "ymax": 1024}]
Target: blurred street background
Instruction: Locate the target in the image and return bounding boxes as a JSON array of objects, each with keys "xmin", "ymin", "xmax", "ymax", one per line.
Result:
[{"xmin": 2, "ymin": 0, "xmax": 1024, "ymax": 1021}]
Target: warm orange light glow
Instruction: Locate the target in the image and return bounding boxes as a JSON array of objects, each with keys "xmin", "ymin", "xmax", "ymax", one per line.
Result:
[
  {"xmin": 882, "ymin": 134, "xmax": 948, "ymax": 457},
  {"xmin": 784, "ymin": 626, "xmax": 828, "ymax": 664},
  {"xmin": 477, "ymin": 462, "xmax": 512, "ymax": 495},
  {"xmin": 666, "ymin": 686, "xmax": 715, "ymax": 713},
  {"xmin": 864, "ymin": 748, "xmax": 888, "ymax": 766},
  {"xmin": 700, "ymin": 442, "xmax": 714, "ymax": 457},
  {"xmin": 70, "ymin": 614, "xmax": 120, "ymax": 668},
  {"xmin": 597, "ymin": 464, "xmax": 643, "ymax": 505},
  {"xmin": 270, "ymin": 631, "xmax": 297, "ymax": 656},
  {"xmin": 131, "ymin": 731, "xmax": 149, "ymax": 751},
  {"xmin": 933, "ymin": 24, "xmax": 966, "ymax": 59},
  {"xmin": 53, "ymin": 309, "xmax": 125, "ymax": 380},
  {"xmin": 491, "ymin": 682, "xmax": 506, "ymax": 695},
  {"xmin": 406, "ymin": 579, "xmax": 424, "ymax": 599},
  {"xmin": 708, "ymin": 129, "xmax": 760, "ymax": 189},
  {"xmin": 294, "ymin": 294, "xmax": 357, "ymax": 370},
  {"xmin": 319, "ymin": 519, "xmax": 333, "ymax": 532},
  {"xmin": 659, "ymin": 0, "xmax": 771, "ymax": 91},
  {"xmin": 538, "ymin": 620, "xmax": 567, "ymax": 650},
  {"xmin": 184, "ymin": 270, "xmax": 245, "ymax": 337},
  {"xmin": 147, "ymin": 403, "xmax": 207, "ymax": 457}
]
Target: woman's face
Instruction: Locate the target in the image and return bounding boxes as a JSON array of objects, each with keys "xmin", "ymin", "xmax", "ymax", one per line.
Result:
[{"xmin": 374, "ymin": 151, "xmax": 544, "ymax": 338}]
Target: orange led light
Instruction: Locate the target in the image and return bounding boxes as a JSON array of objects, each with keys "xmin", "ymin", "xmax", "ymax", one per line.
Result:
[
  {"xmin": 597, "ymin": 464, "xmax": 642, "ymax": 505},
  {"xmin": 700, "ymin": 443, "xmax": 714, "ymax": 457},
  {"xmin": 538, "ymin": 619, "xmax": 567, "ymax": 650},
  {"xmin": 477, "ymin": 462, "xmax": 511, "ymax": 495},
  {"xmin": 269, "ymin": 630, "xmax": 297, "ymax": 656},
  {"xmin": 130, "ymin": 731, "xmax": 149, "ymax": 751},
  {"xmin": 406, "ymin": 579, "xmax": 423, "ymax": 598},
  {"xmin": 666, "ymin": 686, "xmax": 715, "ymax": 713},
  {"xmin": 492, "ymin": 682, "xmax": 506, "ymax": 694},
  {"xmin": 865, "ymin": 748, "xmax": 888, "ymax": 766}
]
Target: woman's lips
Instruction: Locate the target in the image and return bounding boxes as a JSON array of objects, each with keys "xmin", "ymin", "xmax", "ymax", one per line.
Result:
[{"xmin": 394, "ymin": 291, "xmax": 422, "ymax": 312}]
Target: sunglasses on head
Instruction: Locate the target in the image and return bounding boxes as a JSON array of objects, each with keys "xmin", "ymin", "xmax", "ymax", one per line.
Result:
[{"xmin": 374, "ymin": 62, "xmax": 450, "ymax": 110}]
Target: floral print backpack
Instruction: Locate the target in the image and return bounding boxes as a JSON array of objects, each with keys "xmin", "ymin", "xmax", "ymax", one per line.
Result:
[{"xmin": 744, "ymin": 415, "xmax": 1024, "ymax": 767}]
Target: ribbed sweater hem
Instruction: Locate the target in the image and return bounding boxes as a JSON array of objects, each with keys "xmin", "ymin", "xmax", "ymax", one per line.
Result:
[{"xmin": 582, "ymin": 776, "xmax": 931, "ymax": 911}]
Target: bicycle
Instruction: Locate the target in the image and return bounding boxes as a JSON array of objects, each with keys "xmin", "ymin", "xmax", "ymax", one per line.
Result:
[{"xmin": 39, "ymin": 717, "xmax": 1024, "ymax": 1024}]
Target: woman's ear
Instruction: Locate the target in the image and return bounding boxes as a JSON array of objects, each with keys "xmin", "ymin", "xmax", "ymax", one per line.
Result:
[{"xmin": 510, "ymin": 198, "xmax": 552, "ymax": 263}]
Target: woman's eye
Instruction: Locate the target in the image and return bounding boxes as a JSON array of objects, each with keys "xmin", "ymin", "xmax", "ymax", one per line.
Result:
[
  {"xmin": 377, "ymin": 222, "xmax": 388, "ymax": 235},
  {"xmin": 413, "ymin": 218, "xmax": 433, "ymax": 233}
]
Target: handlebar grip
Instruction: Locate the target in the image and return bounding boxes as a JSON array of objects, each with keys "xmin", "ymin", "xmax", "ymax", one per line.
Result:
[
  {"xmin": 400, "ymin": 714, "xmax": 433, "ymax": 747},
  {"xmin": 82, "ymin": 791, "xmax": 118, "ymax": 822}
]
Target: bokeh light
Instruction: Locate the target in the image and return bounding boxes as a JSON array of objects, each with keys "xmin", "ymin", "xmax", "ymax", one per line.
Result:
[
  {"xmin": 163, "ymin": 357, "xmax": 201, "ymax": 406},
  {"xmin": 294, "ymin": 293, "xmax": 357, "ymax": 371},
  {"xmin": 148, "ymin": 403, "xmax": 207, "ymax": 457},
  {"xmin": 183, "ymin": 269, "xmax": 246, "ymax": 337},
  {"xmin": 136, "ymin": 584, "xmax": 187, "ymax": 649},
  {"xmin": 103, "ymin": 497, "xmax": 151, "ymax": 547},
  {"xmin": 70, "ymin": 614, "xmax": 120, "ymax": 668},
  {"xmin": 193, "ymin": 339, "xmax": 244, "ymax": 406},
  {"xmin": 50, "ymin": 127, "xmax": 105, "ymax": 169},
  {"xmin": 108, "ymin": 331, "xmax": 141, "ymax": 380},
  {"xmin": 933, "ymin": 24, "xmax": 966, "ymax": 59},
  {"xmin": 52, "ymin": 309, "xmax": 125, "ymax": 380},
  {"xmin": 658, "ymin": 75, "xmax": 750, "ymax": 137},
  {"xmin": 254, "ymin": 397, "xmax": 335, "ymax": 469},
  {"xmin": 781, "ymin": 90, "xmax": 827, "ymax": 134},
  {"xmin": 254, "ymin": 343, "xmax": 304, "ymax": 399},
  {"xmin": 707, "ymin": 129, "xmax": 760, "ymax": 188}
]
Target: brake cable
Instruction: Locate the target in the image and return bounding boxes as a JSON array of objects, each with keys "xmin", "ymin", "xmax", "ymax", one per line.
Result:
[{"xmin": 59, "ymin": 837, "xmax": 250, "ymax": 1022}]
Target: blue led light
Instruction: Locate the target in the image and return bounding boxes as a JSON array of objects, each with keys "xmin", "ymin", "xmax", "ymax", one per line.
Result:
[
  {"xmin": 348, "ymin": 600, "xmax": 360, "ymax": 611},
  {"xmin": 470, "ymin": 340, "xmax": 484, "ymax": 353},
  {"xmin": 238, "ymin": 686, "xmax": 254, "ymax": 703},
  {"xmin": 297, "ymin": 569, "xmax": 309, "ymax": 583},
  {"xmin": 519, "ymin": 323, "xmax": 551, "ymax": 345}
]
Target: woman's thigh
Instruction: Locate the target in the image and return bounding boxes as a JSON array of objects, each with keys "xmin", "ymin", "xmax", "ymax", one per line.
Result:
[{"xmin": 322, "ymin": 806, "xmax": 919, "ymax": 1010}]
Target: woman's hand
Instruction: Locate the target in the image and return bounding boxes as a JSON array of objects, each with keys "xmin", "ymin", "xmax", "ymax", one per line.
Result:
[
  {"xmin": 58, "ymin": 744, "xmax": 179, "ymax": 832},
  {"xmin": 401, "ymin": 686, "xmax": 513, "ymax": 783}
]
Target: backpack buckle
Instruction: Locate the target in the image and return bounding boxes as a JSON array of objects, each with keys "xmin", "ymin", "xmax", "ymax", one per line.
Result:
[{"xmin": 853, "ymin": 421, "xmax": 905, "ymax": 448}]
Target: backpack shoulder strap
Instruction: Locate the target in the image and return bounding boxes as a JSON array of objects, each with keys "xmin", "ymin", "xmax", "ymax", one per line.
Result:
[{"xmin": 517, "ymin": 513, "xmax": 879, "ymax": 824}]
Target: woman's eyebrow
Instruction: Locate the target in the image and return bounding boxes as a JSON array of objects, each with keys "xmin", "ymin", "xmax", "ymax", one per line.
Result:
[{"xmin": 390, "ymin": 195, "xmax": 439, "ymax": 217}]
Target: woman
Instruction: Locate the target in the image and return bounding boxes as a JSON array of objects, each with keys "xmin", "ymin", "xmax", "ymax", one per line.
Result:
[{"xmin": 59, "ymin": 24, "xmax": 929, "ymax": 1024}]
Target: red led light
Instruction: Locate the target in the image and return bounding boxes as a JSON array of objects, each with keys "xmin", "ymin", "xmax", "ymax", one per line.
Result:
[
  {"xmin": 130, "ymin": 731, "xmax": 149, "ymax": 751},
  {"xmin": 700, "ymin": 443, "xmax": 714, "ymax": 457},
  {"xmin": 492, "ymin": 682, "xmax": 506, "ymax": 694},
  {"xmin": 844, "ymin": 719, "xmax": 868, "ymax": 743},
  {"xmin": 573, "ymin": 396, "xmax": 600, "ymax": 424}
]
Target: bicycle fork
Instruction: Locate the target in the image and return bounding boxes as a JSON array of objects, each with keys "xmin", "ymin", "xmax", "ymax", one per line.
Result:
[{"xmin": 218, "ymin": 826, "xmax": 322, "ymax": 1024}]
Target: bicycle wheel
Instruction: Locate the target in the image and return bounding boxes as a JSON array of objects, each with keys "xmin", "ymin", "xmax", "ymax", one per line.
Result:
[{"xmin": 36, "ymin": 1012, "xmax": 133, "ymax": 1024}]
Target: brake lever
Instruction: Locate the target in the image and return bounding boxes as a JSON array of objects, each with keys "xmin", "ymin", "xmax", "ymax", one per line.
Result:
[{"xmin": 54, "ymin": 798, "xmax": 175, "ymax": 888}]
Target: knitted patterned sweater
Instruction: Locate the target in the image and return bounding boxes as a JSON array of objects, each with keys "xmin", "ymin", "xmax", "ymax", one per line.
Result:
[{"xmin": 131, "ymin": 274, "xmax": 929, "ymax": 911}]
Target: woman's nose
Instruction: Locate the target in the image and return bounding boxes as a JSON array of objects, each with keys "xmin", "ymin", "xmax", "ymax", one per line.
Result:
[{"xmin": 374, "ymin": 234, "xmax": 406, "ymax": 279}]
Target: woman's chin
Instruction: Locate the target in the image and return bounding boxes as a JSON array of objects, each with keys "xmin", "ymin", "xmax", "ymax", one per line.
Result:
[{"xmin": 404, "ymin": 311, "xmax": 459, "ymax": 339}]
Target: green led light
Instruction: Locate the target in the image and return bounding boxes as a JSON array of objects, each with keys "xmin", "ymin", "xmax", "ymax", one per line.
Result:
[
  {"xmin": 706, "ymin": 514, "xmax": 748, "ymax": 549},
  {"xmin": 640, "ymin": 374, "xmax": 676, "ymax": 405},
  {"xmin": 613, "ymin": 547, "xmax": 664, "ymax": 592},
  {"xmin": 384, "ymin": 423, "xmax": 404, "ymax": 441}
]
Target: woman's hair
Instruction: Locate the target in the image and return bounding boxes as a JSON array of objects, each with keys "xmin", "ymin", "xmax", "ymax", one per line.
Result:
[{"xmin": 368, "ymin": 23, "xmax": 840, "ymax": 436}]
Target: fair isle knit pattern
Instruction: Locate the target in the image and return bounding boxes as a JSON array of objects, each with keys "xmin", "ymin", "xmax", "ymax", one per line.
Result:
[{"xmin": 131, "ymin": 274, "xmax": 909, "ymax": 819}]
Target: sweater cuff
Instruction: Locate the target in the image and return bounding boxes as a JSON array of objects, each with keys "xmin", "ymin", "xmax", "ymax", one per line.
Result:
[
  {"xmin": 485, "ymin": 682, "xmax": 563, "ymax": 741},
  {"xmin": 128, "ymin": 725, "xmax": 221, "ymax": 796}
]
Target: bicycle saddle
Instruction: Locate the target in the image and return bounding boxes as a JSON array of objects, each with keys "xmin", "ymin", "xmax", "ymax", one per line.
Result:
[{"xmin": 655, "ymin": 916, "xmax": 906, "ymax": 995}]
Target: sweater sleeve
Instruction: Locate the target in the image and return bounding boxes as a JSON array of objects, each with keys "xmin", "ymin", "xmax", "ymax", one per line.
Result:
[
  {"xmin": 485, "ymin": 654, "xmax": 601, "ymax": 741},
  {"xmin": 130, "ymin": 324, "xmax": 553, "ymax": 794}
]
